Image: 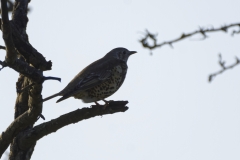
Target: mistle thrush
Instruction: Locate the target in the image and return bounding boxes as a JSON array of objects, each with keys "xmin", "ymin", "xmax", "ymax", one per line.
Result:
[{"xmin": 43, "ymin": 47, "xmax": 137, "ymax": 104}]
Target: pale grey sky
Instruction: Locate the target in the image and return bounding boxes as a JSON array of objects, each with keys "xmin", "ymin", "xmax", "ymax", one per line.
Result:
[{"xmin": 1, "ymin": 0, "xmax": 240, "ymax": 159}]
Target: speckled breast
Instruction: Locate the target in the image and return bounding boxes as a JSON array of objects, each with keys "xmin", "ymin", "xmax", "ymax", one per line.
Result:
[{"xmin": 85, "ymin": 64, "xmax": 127, "ymax": 102}]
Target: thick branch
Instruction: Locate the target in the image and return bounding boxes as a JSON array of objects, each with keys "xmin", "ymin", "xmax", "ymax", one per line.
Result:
[
  {"xmin": 8, "ymin": 58, "xmax": 44, "ymax": 83},
  {"xmin": 18, "ymin": 101, "xmax": 129, "ymax": 150},
  {"xmin": 10, "ymin": 0, "xmax": 52, "ymax": 71},
  {"xmin": 0, "ymin": 0, "xmax": 53, "ymax": 159},
  {"xmin": 1, "ymin": 0, "xmax": 46, "ymax": 79},
  {"xmin": 0, "ymin": 0, "xmax": 52, "ymax": 71},
  {"xmin": 209, "ymin": 54, "xmax": 240, "ymax": 82},
  {"xmin": 0, "ymin": 57, "xmax": 60, "ymax": 84},
  {"xmin": 10, "ymin": 22, "xmax": 52, "ymax": 70},
  {"xmin": 9, "ymin": 75, "xmax": 32, "ymax": 160},
  {"xmin": 0, "ymin": 60, "xmax": 7, "ymax": 70},
  {"xmin": 1, "ymin": 0, "xmax": 9, "ymax": 23},
  {"xmin": 12, "ymin": 0, "xmax": 29, "ymax": 31},
  {"xmin": 1, "ymin": 0, "xmax": 17, "ymax": 64},
  {"xmin": 0, "ymin": 0, "xmax": 14, "ymax": 13},
  {"xmin": 0, "ymin": 82, "xmax": 42, "ymax": 158},
  {"xmin": 140, "ymin": 22, "xmax": 240, "ymax": 51},
  {"xmin": 0, "ymin": 45, "xmax": 6, "ymax": 49},
  {"xmin": 0, "ymin": 19, "xmax": 52, "ymax": 70}
]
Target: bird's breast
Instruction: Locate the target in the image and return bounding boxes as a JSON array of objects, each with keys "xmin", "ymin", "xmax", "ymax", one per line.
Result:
[
  {"xmin": 81, "ymin": 64, "xmax": 127, "ymax": 102},
  {"xmin": 115, "ymin": 65, "xmax": 123, "ymax": 73}
]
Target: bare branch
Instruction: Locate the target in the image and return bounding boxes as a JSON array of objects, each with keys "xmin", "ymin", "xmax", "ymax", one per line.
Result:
[
  {"xmin": 0, "ymin": 45, "xmax": 6, "ymax": 49},
  {"xmin": 10, "ymin": 23, "xmax": 52, "ymax": 70},
  {"xmin": 18, "ymin": 101, "xmax": 129, "ymax": 150},
  {"xmin": 0, "ymin": 1, "xmax": 58, "ymax": 156},
  {"xmin": 0, "ymin": 0, "xmax": 14, "ymax": 13},
  {"xmin": 1, "ymin": 0, "xmax": 17, "ymax": 64},
  {"xmin": 0, "ymin": 60, "xmax": 7, "ymax": 70},
  {"xmin": 0, "ymin": 82, "xmax": 43, "ymax": 158},
  {"xmin": 1, "ymin": 0, "xmax": 9, "ymax": 23},
  {"xmin": 17, "ymin": 76, "xmax": 61, "ymax": 93},
  {"xmin": 1, "ymin": 0, "xmax": 48, "ymax": 82},
  {"xmin": 140, "ymin": 22, "xmax": 240, "ymax": 51},
  {"xmin": 232, "ymin": 29, "xmax": 240, "ymax": 36},
  {"xmin": 9, "ymin": 0, "xmax": 51, "ymax": 71},
  {"xmin": 0, "ymin": 19, "xmax": 52, "ymax": 70},
  {"xmin": 0, "ymin": 58, "xmax": 60, "ymax": 85},
  {"xmin": 0, "ymin": 0, "xmax": 52, "ymax": 71},
  {"xmin": 8, "ymin": 58, "xmax": 44, "ymax": 83},
  {"xmin": 209, "ymin": 54, "xmax": 240, "ymax": 82},
  {"xmin": 12, "ymin": 0, "xmax": 29, "ymax": 31}
]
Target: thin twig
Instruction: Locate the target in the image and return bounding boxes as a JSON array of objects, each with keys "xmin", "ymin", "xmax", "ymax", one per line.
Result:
[
  {"xmin": 209, "ymin": 54, "xmax": 240, "ymax": 82},
  {"xmin": 17, "ymin": 76, "xmax": 61, "ymax": 93},
  {"xmin": 0, "ymin": 45, "xmax": 6, "ymax": 49},
  {"xmin": 140, "ymin": 22, "xmax": 240, "ymax": 51},
  {"xmin": 0, "ymin": 60, "xmax": 7, "ymax": 71},
  {"xmin": 44, "ymin": 76, "xmax": 61, "ymax": 82}
]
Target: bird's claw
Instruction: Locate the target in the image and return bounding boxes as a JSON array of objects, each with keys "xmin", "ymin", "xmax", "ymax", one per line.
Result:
[{"xmin": 94, "ymin": 101, "xmax": 100, "ymax": 105}]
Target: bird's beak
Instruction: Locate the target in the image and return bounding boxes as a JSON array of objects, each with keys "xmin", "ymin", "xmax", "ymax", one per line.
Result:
[{"xmin": 129, "ymin": 51, "xmax": 137, "ymax": 55}]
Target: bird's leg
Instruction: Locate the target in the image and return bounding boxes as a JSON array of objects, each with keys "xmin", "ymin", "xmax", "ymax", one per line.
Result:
[
  {"xmin": 102, "ymin": 99, "xmax": 110, "ymax": 109},
  {"xmin": 95, "ymin": 101, "xmax": 100, "ymax": 105},
  {"xmin": 103, "ymin": 99, "xmax": 114, "ymax": 104},
  {"xmin": 102, "ymin": 99, "xmax": 109, "ymax": 104}
]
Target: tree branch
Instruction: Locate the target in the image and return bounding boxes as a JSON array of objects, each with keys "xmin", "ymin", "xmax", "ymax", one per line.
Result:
[
  {"xmin": 8, "ymin": 58, "xmax": 45, "ymax": 83},
  {"xmin": 1, "ymin": 0, "xmax": 17, "ymax": 64},
  {"xmin": 209, "ymin": 54, "xmax": 240, "ymax": 82},
  {"xmin": 0, "ymin": 0, "xmax": 14, "ymax": 13},
  {"xmin": 18, "ymin": 101, "xmax": 129, "ymax": 150},
  {"xmin": 0, "ymin": 0, "xmax": 52, "ymax": 71},
  {"xmin": 0, "ymin": 82, "xmax": 42, "ymax": 158},
  {"xmin": 0, "ymin": 0, "xmax": 58, "ymax": 159},
  {"xmin": 12, "ymin": 0, "xmax": 29, "ymax": 31},
  {"xmin": 0, "ymin": 60, "xmax": 7, "ymax": 70},
  {"xmin": 10, "ymin": 23, "xmax": 52, "ymax": 71},
  {"xmin": 140, "ymin": 22, "xmax": 240, "ymax": 51},
  {"xmin": 0, "ymin": 57, "xmax": 60, "ymax": 85},
  {"xmin": 10, "ymin": 0, "xmax": 52, "ymax": 71},
  {"xmin": 1, "ymin": 0, "xmax": 47, "ymax": 83},
  {"xmin": 0, "ymin": 45, "xmax": 6, "ymax": 49},
  {"xmin": 1, "ymin": 0, "xmax": 8, "ymax": 23}
]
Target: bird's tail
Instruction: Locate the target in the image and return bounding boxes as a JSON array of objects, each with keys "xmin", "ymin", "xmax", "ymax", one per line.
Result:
[{"xmin": 42, "ymin": 93, "xmax": 60, "ymax": 102}]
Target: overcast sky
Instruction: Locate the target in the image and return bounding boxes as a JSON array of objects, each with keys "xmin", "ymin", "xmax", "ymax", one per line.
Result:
[{"xmin": 1, "ymin": 0, "xmax": 240, "ymax": 160}]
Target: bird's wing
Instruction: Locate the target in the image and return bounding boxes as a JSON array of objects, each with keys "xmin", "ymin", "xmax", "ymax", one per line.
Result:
[
  {"xmin": 59, "ymin": 58, "xmax": 125, "ymax": 100},
  {"xmin": 75, "ymin": 69, "xmax": 112, "ymax": 90}
]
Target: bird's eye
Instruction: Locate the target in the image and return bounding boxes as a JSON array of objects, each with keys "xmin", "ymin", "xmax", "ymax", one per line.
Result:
[{"xmin": 123, "ymin": 51, "xmax": 126, "ymax": 55}]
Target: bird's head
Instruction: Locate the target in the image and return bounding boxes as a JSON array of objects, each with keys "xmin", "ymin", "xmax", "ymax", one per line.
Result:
[{"xmin": 105, "ymin": 47, "xmax": 137, "ymax": 62}]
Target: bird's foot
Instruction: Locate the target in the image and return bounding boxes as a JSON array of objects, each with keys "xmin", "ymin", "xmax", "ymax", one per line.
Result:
[
  {"xmin": 102, "ymin": 99, "xmax": 113, "ymax": 109},
  {"xmin": 102, "ymin": 99, "xmax": 109, "ymax": 104},
  {"xmin": 103, "ymin": 99, "xmax": 114, "ymax": 105},
  {"xmin": 94, "ymin": 101, "xmax": 100, "ymax": 105}
]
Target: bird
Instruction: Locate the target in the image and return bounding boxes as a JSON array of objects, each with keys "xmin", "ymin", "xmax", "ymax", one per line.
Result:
[{"xmin": 43, "ymin": 47, "xmax": 137, "ymax": 104}]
